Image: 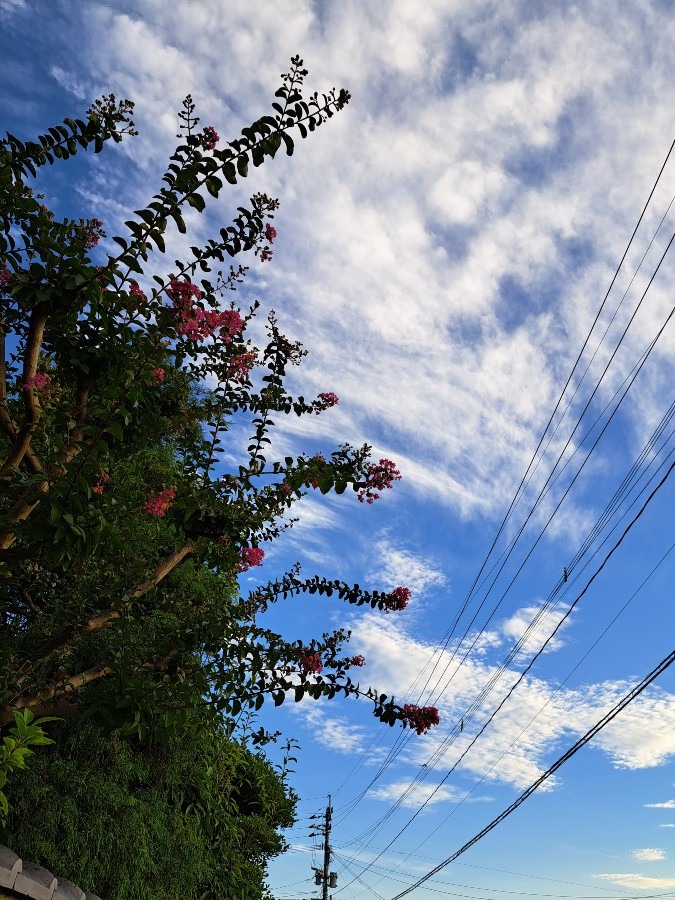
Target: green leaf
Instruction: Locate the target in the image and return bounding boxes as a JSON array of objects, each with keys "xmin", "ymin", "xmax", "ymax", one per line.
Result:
[
  {"xmin": 222, "ymin": 162, "xmax": 237, "ymax": 185},
  {"xmin": 236, "ymin": 154, "xmax": 249, "ymax": 178},
  {"xmin": 205, "ymin": 176, "xmax": 222, "ymax": 198},
  {"xmin": 265, "ymin": 132, "xmax": 282, "ymax": 158},
  {"xmin": 171, "ymin": 209, "xmax": 186, "ymax": 234},
  {"xmin": 186, "ymin": 193, "xmax": 205, "ymax": 212},
  {"xmin": 107, "ymin": 421, "xmax": 124, "ymax": 441}
]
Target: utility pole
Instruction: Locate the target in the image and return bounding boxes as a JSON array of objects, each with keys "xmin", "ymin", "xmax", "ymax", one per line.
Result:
[
  {"xmin": 311, "ymin": 795, "xmax": 337, "ymax": 900},
  {"xmin": 322, "ymin": 794, "xmax": 332, "ymax": 900}
]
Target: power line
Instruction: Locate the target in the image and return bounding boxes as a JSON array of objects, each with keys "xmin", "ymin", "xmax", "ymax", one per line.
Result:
[
  {"xmin": 388, "ymin": 645, "xmax": 675, "ymax": 899},
  {"xmin": 333, "ymin": 850, "xmax": 675, "ymax": 900},
  {"xmin": 336, "ymin": 456, "xmax": 675, "ymax": 886},
  {"xmin": 339, "ymin": 334, "xmax": 675, "ymax": 851}
]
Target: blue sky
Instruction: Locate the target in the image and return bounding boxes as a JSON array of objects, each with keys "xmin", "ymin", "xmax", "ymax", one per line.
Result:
[{"xmin": 3, "ymin": 1, "xmax": 675, "ymax": 898}]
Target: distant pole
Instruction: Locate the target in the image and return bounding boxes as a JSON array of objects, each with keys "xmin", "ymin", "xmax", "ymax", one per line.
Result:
[{"xmin": 322, "ymin": 794, "xmax": 332, "ymax": 900}]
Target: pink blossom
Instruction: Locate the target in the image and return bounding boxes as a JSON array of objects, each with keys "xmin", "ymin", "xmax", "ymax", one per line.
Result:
[
  {"xmin": 264, "ymin": 223, "xmax": 277, "ymax": 243},
  {"xmin": 227, "ymin": 352, "xmax": 256, "ymax": 381},
  {"xmin": 92, "ymin": 470, "xmax": 109, "ymax": 495},
  {"xmin": 301, "ymin": 651, "xmax": 323, "ymax": 675},
  {"xmin": 259, "ymin": 248, "xmax": 273, "ymax": 263},
  {"xmin": 350, "ymin": 655, "xmax": 366, "ymax": 667},
  {"xmin": 401, "ymin": 704, "xmax": 440, "ymax": 735},
  {"xmin": 358, "ymin": 458, "xmax": 402, "ymax": 504},
  {"xmin": 145, "ymin": 487, "xmax": 176, "ymax": 517},
  {"xmin": 169, "ymin": 280, "xmax": 243, "ymax": 343},
  {"xmin": 23, "ymin": 373, "xmax": 51, "ymax": 391},
  {"xmin": 84, "ymin": 218, "xmax": 105, "ymax": 250},
  {"xmin": 237, "ymin": 546, "xmax": 265, "ymax": 573},
  {"xmin": 0, "ymin": 266, "xmax": 12, "ymax": 288},
  {"xmin": 151, "ymin": 367, "xmax": 165, "ymax": 384},
  {"xmin": 129, "ymin": 281, "xmax": 146, "ymax": 302},
  {"xmin": 169, "ymin": 279, "xmax": 201, "ymax": 302},
  {"xmin": 382, "ymin": 586, "xmax": 411, "ymax": 613},
  {"xmin": 218, "ymin": 309, "xmax": 244, "ymax": 344},
  {"xmin": 203, "ymin": 125, "xmax": 219, "ymax": 150},
  {"xmin": 314, "ymin": 392, "xmax": 339, "ymax": 414}
]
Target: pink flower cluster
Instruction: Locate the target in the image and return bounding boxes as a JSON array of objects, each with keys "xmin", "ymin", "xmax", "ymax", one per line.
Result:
[
  {"xmin": 129, "ymin": 281, "xmax": 146, "ymax": 302},
  {"xmin": 203, "ymin": 125, "xmax": 219, "ymax": 150},
  {"xmin": 151, "ymin": 367, "xmax": 165, "ymax": 385},
  {"xmin": 383, "ymin": 586, "xmax": 411, "ymax": 613},
  {"xmin": 237, "ymin": 546, "xmax": 265, "ymax": 573},
  {"xmin": 350, "ymin": 655, "xmax": 366, "ymax": 667},
  {"xmin": 24, "ymin": 373, "xmax": 51, "ymax": 391},
  {"xmin": 259, "ymin": 248, "xmax": 273, "ymax": 263},
  {"xmin": 265, "ymin": 223, "xmax": 277, "ymax": 243},
  {"xmin": 401, "ymin": 704, "xmax": 440, "ymax": 735},
  {"xmin": 358, "ymin": 458, "xmax": 402, "ymax": 504},
  {"xmin": 84, "ymin": 218, "xmax": 105, "ymax": 250},
  {"xmin": 92, "ymin": 471, "xmax": 110, "ymax": 496},
  {"xmin": 301, "ymin": 651, "xmax": 323, "ymax": 675},
  {"xmin": 0, "ymin": 265, "xmax": 12, "ymax": 288},
  {"xmin": 145, "ymin": 487, "xmax": 176, "ymax": 517},
  {"xmin": 314, "ymin": 392, "xmax": 339, "ymax": 415},
  {"xmin": 227, "ymin": 352, "xmax": 256, "ymax": 381},
  {"xmin": 169, "ymin": 279, "xmax": 243, "ymax": 343}
]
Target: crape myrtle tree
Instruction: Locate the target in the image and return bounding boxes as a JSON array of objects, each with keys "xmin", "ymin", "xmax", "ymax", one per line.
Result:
[{"xmin": 0, "ymin": 58, "xmax": 440, "ymax": 761}]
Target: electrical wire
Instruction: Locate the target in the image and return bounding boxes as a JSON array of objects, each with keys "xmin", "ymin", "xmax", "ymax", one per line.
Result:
[
  {"xmin": 332, "ymin": 851, "xmax": 675, "ymax": 900},
  {"xmin": 388, "ymin": 644, "xmax": 675, "ymax": 899},
  {"xmin": 338, "ymin": 303, "xmax": 675, "ymax": 846},
  {"xmin": 336, "ymin": 456, "xmax": 675, "ymax": 885}
]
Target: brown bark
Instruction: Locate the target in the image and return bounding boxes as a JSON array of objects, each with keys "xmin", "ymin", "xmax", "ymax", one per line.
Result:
[
  {"xmin": 0, "ymin": 307, "xmax": 49, "ymax": 477},
  {"xmin": 0, "ymin": 663, "xmax": 113, "ymax": 726}
]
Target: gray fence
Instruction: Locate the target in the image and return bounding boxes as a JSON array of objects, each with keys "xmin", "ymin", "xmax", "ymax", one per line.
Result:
[{"xmin": 0, "ymin": 845, "xmax": 102, "ymax": 900}]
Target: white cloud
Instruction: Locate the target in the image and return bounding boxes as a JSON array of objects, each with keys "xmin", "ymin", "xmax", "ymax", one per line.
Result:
[
  {"xmin": 497, "ymin": 602, "xmax": 572, "ymax": 656},
  {"xmin": 659, "ymin": 824, "xmax": 675, "ymax": 828},
  {"xmin": 631, "ymin": 848, "xmax": 666, "ymax": 862},
  {"xmin": 50, "ymin": 66, "xmax": 86, "ymax": 100},
  {"xmin": 646, "ymin": 800, "xmax": 675, "ymax": 808},
  {"xmin": 369, "ymin": 538, "xmax": 447, "ymax": 597},
  {"xmin": 292, "ymin": 704, "xmax": 367, "ymax": 755},
  {"xmin": 48, "ymin": 0, "xmax": 675, "ymax": 538},
  {"xmin": 594, "ymin": 874, "xmax": 675, "ymax": 890},
  {"xmin": 346, "ymin": 614, "xmax": 675, "ymax": 792},
  {"xmin": 367, "ymin": 778, "xmax": 491, "ymax": 809}
]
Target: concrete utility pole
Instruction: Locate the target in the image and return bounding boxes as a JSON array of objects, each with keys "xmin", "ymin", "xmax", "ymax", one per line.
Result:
[
  {"xmin": 322, "ymin": 795, "xmax": 332, "ymax": 900},
  {"xmin": 311, "ymin": 796, "xmax": 337, "ymax": 900}
]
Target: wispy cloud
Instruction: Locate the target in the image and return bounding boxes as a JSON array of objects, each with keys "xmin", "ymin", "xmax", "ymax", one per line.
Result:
[
  {"xmin": 593, "ymin": 874, "xmax": 675, "ymax": 890},
  {"xmin": 291, "ymin": 704, "xmax": 367, "ymax": 755},
  {"xmin": 367, "ymin": 779, "xmax": 492, "ymax": 808},
  {"xmin": 646, "ymin": 800, "xmax": 675, "ymax": 809},
  {"xmin": 631, "ymin": 848, "xmax": 666, "ymax": 862},
  {"xmin": 49, "ymin": 66, "xmax": 86, "ymax": 100},
  {"xmin": 369, "ymin": 537, "xmax": 448, "ymax": 596},
  {"xmin": 346, "ymin": 614, "xmax": 675, "ymax": 791}
]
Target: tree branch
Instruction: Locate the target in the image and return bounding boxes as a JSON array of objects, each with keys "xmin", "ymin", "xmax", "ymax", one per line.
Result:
[
  {"xmin": 0, "ymin": 305, "xmax": 49, "ymax": 477},
  {"xmin": 36, "ymin": 541, "xmax": 196, "ymax": 658},
  {"xmin": 0, "ymin": 662, "xmax": 113, "ymax": 725}
]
